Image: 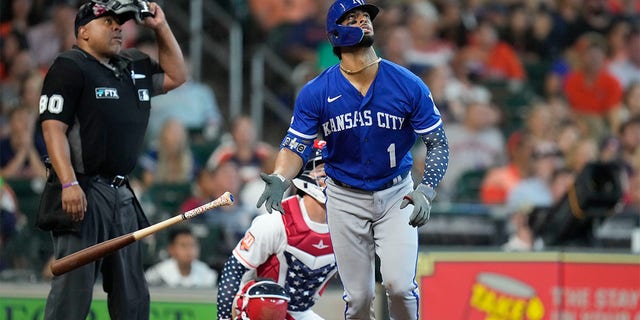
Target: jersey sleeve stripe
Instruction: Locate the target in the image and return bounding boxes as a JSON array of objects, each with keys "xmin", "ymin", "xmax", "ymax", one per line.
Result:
[
  {"xmin": 232, "ymin": 248, "xmax": 258, "ymax": 269},
  {"xmin": 414, "ymin": 119, "xmax": 442, "ymax": 135},
  {"xmin": 287, "ymin": 128, "xmax": 317, "ymax": 140}
]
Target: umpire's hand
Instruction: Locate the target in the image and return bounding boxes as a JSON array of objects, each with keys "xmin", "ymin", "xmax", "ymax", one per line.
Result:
[
  {"xmin": 400, "ymin": 184, "xmax": 437, "ymax": 228},
  {"xmin": 256, "ymin": 173, "xmax": 291, "ymax": 214}
]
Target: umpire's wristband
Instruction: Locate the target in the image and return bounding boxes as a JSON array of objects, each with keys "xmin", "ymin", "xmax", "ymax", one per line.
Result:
[{"xmin": 62, "ymin": 181, "xmax": 79, "ymax": 189}]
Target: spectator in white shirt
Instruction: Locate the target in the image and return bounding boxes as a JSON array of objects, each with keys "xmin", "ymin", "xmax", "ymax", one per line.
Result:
[{"xmin": 145, "ymin": 227, "xmax": 217, "ymax": 288}]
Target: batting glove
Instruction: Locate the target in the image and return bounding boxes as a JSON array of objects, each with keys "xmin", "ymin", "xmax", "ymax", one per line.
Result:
[
  {"xmin": 400, "ymin": 184, "xmax": 436, "ymax": 228},
  {"xmin": 256, "ymin": 173, "xmax": 291, "ymax": 214}
]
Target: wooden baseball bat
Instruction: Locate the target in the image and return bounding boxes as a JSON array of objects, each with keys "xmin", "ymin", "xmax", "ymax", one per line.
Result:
[{"xmin": 50, "ymin": 192, "xmax": 234, "ymax": 276}]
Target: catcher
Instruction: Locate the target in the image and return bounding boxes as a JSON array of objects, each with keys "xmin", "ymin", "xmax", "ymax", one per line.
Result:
[{"xmin": 217, "ymin": 141, "xmax": 336, "ymax": 320}]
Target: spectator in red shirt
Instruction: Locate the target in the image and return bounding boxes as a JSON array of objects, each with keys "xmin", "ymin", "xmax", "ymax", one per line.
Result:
[
  {"xmin": 563, "ymin": 32, "xmax": 624, "ymax": 140},
  {"xmin": 459, "ymin": 19, "xmax": 527, "ymax": 84}
]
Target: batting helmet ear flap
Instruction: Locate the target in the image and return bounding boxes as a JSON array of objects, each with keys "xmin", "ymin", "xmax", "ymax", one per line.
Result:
[{"xmin": 326, "ymin": 0, "xmax": 379, "ymax": 47}]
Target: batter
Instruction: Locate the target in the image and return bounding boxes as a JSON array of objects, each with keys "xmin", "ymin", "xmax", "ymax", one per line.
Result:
[{"xmin": 256, "ymin": 0, "xmax": 450, "ymax": 319}]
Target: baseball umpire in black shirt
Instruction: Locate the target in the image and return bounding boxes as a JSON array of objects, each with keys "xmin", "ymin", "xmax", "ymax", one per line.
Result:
[{"xmin": 37, "ymin": 1, "xmax": 186, "ymax": 319}]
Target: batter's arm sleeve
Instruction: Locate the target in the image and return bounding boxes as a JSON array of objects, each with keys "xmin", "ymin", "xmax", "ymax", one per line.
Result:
[
  {"xmin": 216, "ymin": 256, "xmax": 250, "ymax": 320},
  {"xmin": 420, "ymin": 126, "xmax": 450, "ymax": 189}
]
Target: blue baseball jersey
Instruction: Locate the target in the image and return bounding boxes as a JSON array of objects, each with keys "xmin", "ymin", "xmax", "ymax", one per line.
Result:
[{"xmin": 282, "ymin": 59, "xmax": 442, "ymax": 191}]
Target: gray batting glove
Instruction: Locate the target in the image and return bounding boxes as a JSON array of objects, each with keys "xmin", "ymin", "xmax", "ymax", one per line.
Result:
[
  {"xmin": 256, "ymin": 172, "xmax": 291, "ymax": 214},
  {"xmin": 400, "ymin": 184, "xmax": 436, "ymax": 227}
]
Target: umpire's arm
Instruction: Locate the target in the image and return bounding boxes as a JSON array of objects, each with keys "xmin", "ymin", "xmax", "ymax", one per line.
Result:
[
  {"xmin": 41, "ymin": 120, "xmax": 87, "ymax": 221},
  {"xmin": 141, "ymin": 2, "xmax": 187, "ymax": 92}
]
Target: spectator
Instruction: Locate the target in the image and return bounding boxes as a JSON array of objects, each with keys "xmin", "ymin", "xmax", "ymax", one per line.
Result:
[
  {"xmin": 435, "ymin": 0, "xmax": 475, "ymax": 49},
  {"xmin": 0, "ymin": 106, "xmax": 46, "ymax": 179},
  {"xmin": 547, "ymin": 0, "xmax": 581, "ymax": 54},
  {"xmin": 145, "ymin": 52, "xmax": 222, "ymax": 144},
  {"xmin": 480, "ymin": 132, "xmax": 532, "ymax": 205},
  {"xmin": 380, "ymin": 25, "xmax": 411, "ymax": 67},
  {"xmin": 563, "ymin": 32, "xmax": 624, "ymax": 140},
  {"xmin": 549, "ymin": 166, "xmax": 577, "ymax": 204},
  {"xmin": 420, "ymin": 64, "xmax": 453, "ymax": 122},
  {"xmin": 280, "ymin": 3, "xmax": 327, "ymax": 67},
  {"xmin": 0, "ymin": 0, "xmax": 33, "ymax": 37},
  {"xmin": 570, "ymin": 0, "xmax": 614, "ymax": 43},
  {"xmin": 620, "ymin": 82, "xmax": 640, "ymax": 120},
  {"xmin": 179, "ymin": 168, "xmax": 217, "ymax": 214},
  {"xmin": 138, "ymin": 118, "xmax": 198, "ymax": 190},
  {"xmin": 0, "ymin": 177, "xmax": 19, "ymax": 271},
  {"xmin": 404, "ymin": 2, "xmax": 454, "ymax": 74},
  {"xmin": 609, "ymin": 27, "xmax": 640, "ymax": 90},
  {"xmin": 188, "ymin": 159, "xmax": 259, "ymax": 271},
  {"xmin": 145, "ymin": 226, "xmax": 217, "ymax": 288},
  {"xmin": 618, "ymin": 117, "xmax": 640, "ymax": 177},
  {"xmin": 445, "ymin": 51, "xmax": 495, "ymax": 122},
  {"xmin": 458, "ymin": 18, "xmax": 527, "ymax": 85},
  {"xmin": 523, "ymin": 103, "xmax": 558, "ymax": 147},
  {"xmin": 438, "ymin": 95, "xmax": 506, "ymax": 201},
  {"xmin": 501, "ymin": 142, "xmax": 563, "ymax": 253},
  {"xmin": 1, "ymin": 48, "xmax": 35, "ymax": 113},
  {"xmin": 19, "ymin": 70, "xmax": 44, "ymax": 113},
  {"xmin": 0, "ymin": 29, "xmax": 30, "ymax": 82},
  {"xmin": 554, "ymin": 118, "xmax": 583, "ymax": 159},
  {"xmin": 207, "ymin": 115, "xmax": 276, "ymax": 213},
  {"xmin": 605, "ymin": 19, "xmax": 631, "ymax": 65},
  {"xmin": 26, "ymin": 3, "xmax": 76, "ymax": 71},
  {"xmin": 247, "ymin": 0, "xmax": 318, "ymax": 31},
  {"xmin": 565, "ymin": 137, "xmax": 599, "ymax": 174},
  {"xmin": 525, "ymin": 8, "xmax": 555, "ymax": 62},
  {"xmin": 505, "ymin": 143, "xmax": 561, "ymax": 214}
]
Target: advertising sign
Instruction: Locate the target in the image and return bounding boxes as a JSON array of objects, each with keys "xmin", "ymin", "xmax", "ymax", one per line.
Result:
[{"xmin": 418, "ymin": 252, "xmax": 640, "ymax": 320}]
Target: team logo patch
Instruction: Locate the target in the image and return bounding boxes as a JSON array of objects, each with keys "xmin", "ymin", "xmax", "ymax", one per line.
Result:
[
  {"xmin": 240, "ymin": 232, "xmax": 255, "ymax": 251},
  {"xmin": 93, "ymin": 4, "xmax": 107, "ymax": 17},
  {"xmin": 95, "ymin": 87, "xmax": 119, "ymax": 99},
  {"xmin": 138, "ymin": 89, "xmax": 150, "ymax": 101},
  {"xmin": 283, "ymin": 137, "xmax": 308, "ymax": 154}
]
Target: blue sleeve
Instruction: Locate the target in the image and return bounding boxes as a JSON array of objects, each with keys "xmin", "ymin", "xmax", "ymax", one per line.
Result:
[
  {"xmin": 411, "ymin": 78, "xmax": 442, "ymax": 135},
  {"xmin": 280, "ymin": 80, "xmax": 322, "ymax": 165},
  {"xmin": 216, "ymin": 256, "xmax": 249, "ymax": 320},
  {"xmin": 420, "ymin": 126, "xmax": 449, "ymax": 188}
]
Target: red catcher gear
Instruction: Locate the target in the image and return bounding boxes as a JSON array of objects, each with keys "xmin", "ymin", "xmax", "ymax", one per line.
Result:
[{"xmin": 235, "ymin": 280, "xmax": 291, "ymax": 320}]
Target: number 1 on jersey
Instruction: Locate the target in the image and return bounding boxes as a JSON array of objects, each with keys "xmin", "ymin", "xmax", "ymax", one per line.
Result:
[{"xmin": 387, "ymin": 143, "xmax": 396, "ymax": 168}]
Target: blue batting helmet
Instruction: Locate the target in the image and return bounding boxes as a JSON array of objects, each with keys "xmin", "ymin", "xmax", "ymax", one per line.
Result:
[{"xmin": 326, "ymin": 0, "xmax": 379, "ymax": 47}]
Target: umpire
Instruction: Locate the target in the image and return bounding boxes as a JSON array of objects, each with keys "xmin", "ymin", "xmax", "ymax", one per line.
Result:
[{"xmin": 37, "ymin": 1, "xmax": 186, "ymax": 319}]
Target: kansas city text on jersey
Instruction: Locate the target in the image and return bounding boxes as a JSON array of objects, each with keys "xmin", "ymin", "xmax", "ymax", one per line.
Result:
[{"xmin": 322, "ymin": 110, "xmax": 406, "ymax": 136}]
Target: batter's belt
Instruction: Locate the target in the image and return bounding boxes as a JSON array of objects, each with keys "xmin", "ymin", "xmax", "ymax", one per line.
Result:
[{"xmin": 331, "ymin": 171, "xmax": 409, "ymax": 192}]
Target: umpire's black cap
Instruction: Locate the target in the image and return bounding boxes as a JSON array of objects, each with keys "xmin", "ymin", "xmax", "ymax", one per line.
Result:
[{"xmin": 74, "ymin": 1, "xmax": 132, "ymax": 37}]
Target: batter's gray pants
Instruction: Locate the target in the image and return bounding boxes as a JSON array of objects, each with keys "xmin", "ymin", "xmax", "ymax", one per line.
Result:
[{"xmin": 326, "ymin": 176, "xmax": 420, "ymax": 320}]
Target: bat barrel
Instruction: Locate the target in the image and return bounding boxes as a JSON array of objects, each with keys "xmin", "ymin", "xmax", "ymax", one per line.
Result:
[{"xmin": 50, "ymin": 234, "xmax": 136, "ymax": 276}]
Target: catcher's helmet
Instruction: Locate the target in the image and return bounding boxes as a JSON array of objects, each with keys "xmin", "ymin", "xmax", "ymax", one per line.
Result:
[
  {"xmin": 292, "ymin": 140, "xmax": 327, "ymax": 203},
  {"xmin": 236, "ymin": 280, "xmax": 290, "ymax": 320},
  {"xmin": 326, "ymin": 0, "xmax": 379, "ymax": 47}
]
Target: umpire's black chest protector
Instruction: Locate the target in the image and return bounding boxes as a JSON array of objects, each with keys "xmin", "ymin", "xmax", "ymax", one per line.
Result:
[{"xmin": 55, "ymin": 48, "xmax": 157, "ymax": 176}]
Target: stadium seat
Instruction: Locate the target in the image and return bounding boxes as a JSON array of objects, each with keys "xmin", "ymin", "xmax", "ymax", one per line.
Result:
[{"xmin": 451, "ymin": 168, "xmax": 488, "ymax": 203}]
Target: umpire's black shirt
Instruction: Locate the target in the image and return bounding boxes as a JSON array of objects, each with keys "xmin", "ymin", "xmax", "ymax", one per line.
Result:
[{"xmin": 38, "ymin": 46, "xmax": 164, "ymax": 176}]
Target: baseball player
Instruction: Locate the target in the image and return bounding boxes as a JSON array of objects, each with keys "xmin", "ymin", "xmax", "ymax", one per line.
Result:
[
  {"xmin": 37, "ymin": 1, "xmax": 186, "ymax": 319},
  {"xmin": 218, "ymin": 141, "xmax": 337, "ymax": 320},
  {"xmin": 256, "ymin": 0, "xmax": 450, "ymax": 319}
]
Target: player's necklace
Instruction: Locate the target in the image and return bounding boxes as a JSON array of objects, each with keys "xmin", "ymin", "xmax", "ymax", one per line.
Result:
[{"xmin": 340, "ymin": 57, "xmax": 382, "ymax": 75}]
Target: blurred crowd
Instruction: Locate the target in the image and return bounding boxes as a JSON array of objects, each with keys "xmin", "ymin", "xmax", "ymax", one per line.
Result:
[{"xmin": 1, "ymin": 0, "xmax": 639, "ymax": 283}]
